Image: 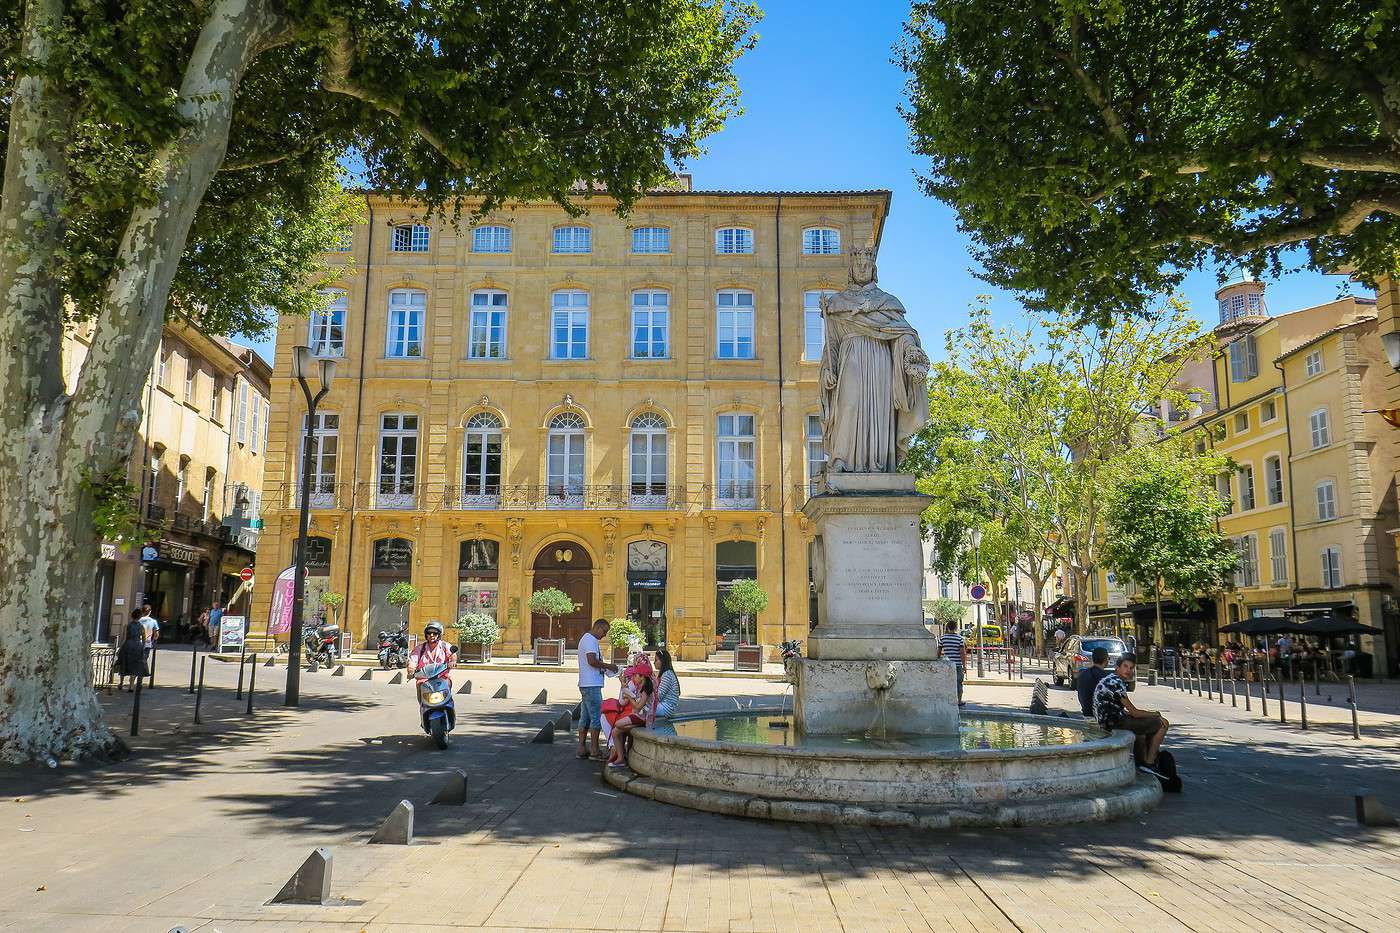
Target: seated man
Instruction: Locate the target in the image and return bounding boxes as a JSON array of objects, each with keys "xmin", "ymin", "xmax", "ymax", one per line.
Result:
[
  {"xmin": 1092, "ymin": 653, "xmax": 1169, "ymax": 774},
  {"xmin": 1075, "ymin": 646, "xmax": 1111, "ymax": 717}
]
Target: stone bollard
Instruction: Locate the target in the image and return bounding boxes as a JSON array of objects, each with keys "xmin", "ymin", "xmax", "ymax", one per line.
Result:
[
  {"xmin": 1355, "ymin": 793, "xmax": 1398, "ymax": 827},
  {"xmin": 430, "ymin": 769, "xmax": 468, "ymax": 806},
  {"xmin": 359, "ymin": 668, "xmax": 373, "ymax": 681},
  {"xmin": 332, "ymin": 665, "xmax": 345, "ymax": 677},
  {"xmin": 531, "ymin": 689, "xmax": 548, "ymax": 705},
  {"xmin": 388, "ymin": 671, "xmax": 403, "ymax": 685},
  {"xmin": 456, "ymin": 679, "xmax": 472, "ymax": 695},
  {"xmin": 571, "ymin": 703, "xmax": 582, "ymax": 721},
  {"xmin": 369, "ymin": 800, "xmax": 414, "ymax": 845},
  {"xmin": 532, "ymin": 721, "xmax": 555, "ymax": 744},
  {"xmin": 264, "ymin": 655, "xmax": 275, "ymax": 667},
  {"xmin": 556, "ymin": 710, "xmax": 573, "ymax": 733},
  {"xmin": 492, "ymin": 684, "xmax": 508, "ymax": 699},
  {"xmin": 271, "ymin": 848, "xmax": 333, "ymax": 904}
]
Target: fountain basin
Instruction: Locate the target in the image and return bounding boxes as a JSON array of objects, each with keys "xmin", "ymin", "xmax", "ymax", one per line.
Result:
[{"xmin": 604, "ymin": 707, "xmax": 1161, "ymax": 829}]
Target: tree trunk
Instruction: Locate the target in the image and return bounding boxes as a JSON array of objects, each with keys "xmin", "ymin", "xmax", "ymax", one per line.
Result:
[{"xmin": 0, "ymin": 0, "xmax": 282, "ymax": 763}]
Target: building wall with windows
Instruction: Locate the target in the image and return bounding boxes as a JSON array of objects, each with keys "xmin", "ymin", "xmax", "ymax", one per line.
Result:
[
  {"xmin": 252, "ymin": 184, "xmax": 891, "ymax": 659},
  {"xmin": 62, "ymin": 319, "xmax": 271, "ymax": 644}
]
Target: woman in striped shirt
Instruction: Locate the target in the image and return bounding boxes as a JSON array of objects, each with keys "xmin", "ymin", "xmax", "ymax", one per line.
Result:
[{"xmin": 652, "ymin": 648, "xmax": 681, "ymax": 733}]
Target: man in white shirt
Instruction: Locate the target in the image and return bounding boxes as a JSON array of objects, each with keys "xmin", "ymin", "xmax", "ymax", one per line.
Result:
[
  {"xmin": 138, "ymin": 605, "xmax": 160, "ymax": 649},
  {"xmin": 576, "ymin": 618, "xmax": 618, "ymax": 761}
]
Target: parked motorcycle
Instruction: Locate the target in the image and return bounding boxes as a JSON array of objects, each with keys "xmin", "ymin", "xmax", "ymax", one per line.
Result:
[
  {"xmin": 415, "ymin": 645, "xmax": 459, "ymax": 748},
  {"xmin": 377, "ymin": 624, "xmax": 409, "ymax": 669},
  {"xmin": 302, "ymin": 622, "xmax": 339, "ymax": 667}
]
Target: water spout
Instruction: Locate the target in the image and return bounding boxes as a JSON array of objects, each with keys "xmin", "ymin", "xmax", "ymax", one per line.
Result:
[{"xmin": 864, "ymin": 662, "xmax": 898, "ymax": 739}]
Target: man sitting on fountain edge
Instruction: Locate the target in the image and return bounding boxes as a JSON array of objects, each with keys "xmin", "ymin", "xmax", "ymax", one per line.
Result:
[{"xmin": 1092, "ymin": 654, "xmax": 1170, "ymax": 775}]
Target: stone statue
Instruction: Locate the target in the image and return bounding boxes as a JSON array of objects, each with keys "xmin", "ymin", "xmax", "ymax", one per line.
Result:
[{"xmin": 819, "ymin": 244, "xmax": 930, "ymax": 473}]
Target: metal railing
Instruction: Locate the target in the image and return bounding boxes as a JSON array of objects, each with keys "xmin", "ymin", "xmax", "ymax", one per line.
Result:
[
  {"xmin": 703, "ymin": 483, "xmax": 770, "ymax": 511},
  {"xmin": 259, "ymin": 480, "xmax": 782, "ymax": 513},
  {"xmin": 435, "ymin": 484, "xmax": 691, "ymax": 511},
  {"xmin": 144, "ymin": 502, "xmax": 167, "ymax": 523}
]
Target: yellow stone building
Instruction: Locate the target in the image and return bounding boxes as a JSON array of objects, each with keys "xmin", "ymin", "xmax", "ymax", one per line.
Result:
[
  {"xmin": 62, "ymin": 318, "xmax": 272, "ymax": 643},
  {"xmin": 1087, "ymin": 277, "xmax": 1399, "ymax": 675},
  {"xmin": 251, "ymin": 181, "xmax": 891, "ymax": 660}
]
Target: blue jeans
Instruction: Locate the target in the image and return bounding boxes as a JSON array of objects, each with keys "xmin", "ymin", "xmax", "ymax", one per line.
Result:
[
  {"xmin": 579, "ymin": 686, "xmax": 603, "ymax": 731},
  {"xmin": 955, "ymin": 665, "xmax": 964, "ymax": 701}
]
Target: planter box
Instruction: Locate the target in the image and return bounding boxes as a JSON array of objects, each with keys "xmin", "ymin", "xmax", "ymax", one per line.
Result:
[
  {"xmin": 611, "ymin": 644, "xmax": 633, "ymax": 665},
  {"xmin": 459, "ymin": 641, "xmax": 492, "ymax": 663},
  {"xmin": 733, "ymin": 643, "xmax": 764, "ymax": 672},
  {"xmin": 533, "ymin": 638, "xmax": 565, "ymax": 666}
]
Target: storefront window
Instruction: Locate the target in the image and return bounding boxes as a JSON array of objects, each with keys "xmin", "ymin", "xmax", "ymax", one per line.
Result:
[{"xmin": 458, "ymin": 539, "xmax": 499, "ymax": 621}]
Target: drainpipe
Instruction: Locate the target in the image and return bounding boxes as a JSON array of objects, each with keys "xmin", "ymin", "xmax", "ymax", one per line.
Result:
[
  {"xmin": 1273, "ymin": 359, "xmax": 1300, "ymax": 612},
  {"xmin": 774, "ymin": 195, "xmax": 789, "ymax": 644},
  {"xmin": 344, "ymin": 194, "xmax": 375, "ymax": 646}
]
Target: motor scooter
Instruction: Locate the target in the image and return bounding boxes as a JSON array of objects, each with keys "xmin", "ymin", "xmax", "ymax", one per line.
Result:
[
  {"xmin": 415, "ymin": 644, "xmax": 458, "ymax": 748},
  {"xmin": 377, "ymin": 623, "xmax": 409, "ymax": 669},
  {"xmin": 303, "ymin": 622, "xmax": 339, "ymax": 667}
]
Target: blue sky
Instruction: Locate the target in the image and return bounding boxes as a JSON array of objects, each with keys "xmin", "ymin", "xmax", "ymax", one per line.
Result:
[{"xmin": 243, "ymin": 0, "xmax": 1363, "ymax": 363}]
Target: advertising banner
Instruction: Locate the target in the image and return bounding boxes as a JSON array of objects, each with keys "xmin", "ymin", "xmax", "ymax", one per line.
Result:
[
  {"xmin": 268, "ymin": 566, "xmax": 297, "ymax": 635},
  {"xmin": 219, "ymin": 616, "xmax": 246, "ymax": 652}
]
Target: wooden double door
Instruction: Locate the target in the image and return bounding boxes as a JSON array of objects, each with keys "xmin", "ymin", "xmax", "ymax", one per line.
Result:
[{"xmin": 531, "ymin": 541, "xmax": 593, "ymax": 647}]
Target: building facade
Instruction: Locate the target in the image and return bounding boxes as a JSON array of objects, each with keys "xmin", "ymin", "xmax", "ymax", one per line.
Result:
[
  {"xmin": 63, "ymin": 319, "xmax": 272, "ymax": 643},
  {"xmin": 251, "ymin": 183, "xmax": 891, "ymax": 660}
]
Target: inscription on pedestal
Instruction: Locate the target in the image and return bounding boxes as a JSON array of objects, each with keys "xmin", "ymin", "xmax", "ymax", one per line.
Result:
[{"xmin": 823, "ymin": 515, "xmax": 921, "ymax": 624}]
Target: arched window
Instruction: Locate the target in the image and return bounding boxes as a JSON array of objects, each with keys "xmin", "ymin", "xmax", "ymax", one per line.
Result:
[
  {"xmin": 716, "ymin": 289, "xmax": 754, "ymax": 359},
  {"xmin": 715, "ymin": 226, "xmax": 753, "ymax": 254},
  {"xmin": 551, "ymin": 289, "xmax": 589, "ymax": 359},
  {"xmin": 629, "ymin": 413, "xmax": 668, "ymax": 506},
  {"xmin": 462, "ymin": 412, "xmax": 503, "ymax": 508},
  {"xmin": 471, "ymin": 224, "xmax": 512, "ymax": 254},
  {"xmin": 468, "ymin": 289, "xmax": 508, "ymax": 359},
  {"xmin": 631, "ymin": 289, "xmax": 669, "ymax": 359},
  {"xmin": 311, "ymin": 289, "xmax": 347, "ymax": 357},
  {"xmin": 802, "ymin": 227, "xmax": 841, "ymax": 255},
  {"xmin": 386, "ymin": 288, "xmax": 426, "ymax": 358},
  {"xmin": 377, "ymin": 413, "xmax": 418, "ymax": 508},
  {"xmin": 716, "ymin": 412, "xmax": 756, "ymax": 507},
  {"xmin": 391, "ymin": 223, "xmax": 430, "ymax": 253},
  {"xmin": 546, "ymin": 412, "xmax": 586, "ymax": 506},
  {"xmin": 552, "ymin": 225, "xmax": 592, "ymax": 254}
]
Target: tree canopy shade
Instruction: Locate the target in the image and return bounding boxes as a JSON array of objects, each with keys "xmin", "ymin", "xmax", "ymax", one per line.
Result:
[
  {"xmin": 901, "ymin": 1, "xmax": 1400, "ymax": 323},
  {"xmin": 0, "ymin": 0, "xmax": 757, "ymax": 764}
]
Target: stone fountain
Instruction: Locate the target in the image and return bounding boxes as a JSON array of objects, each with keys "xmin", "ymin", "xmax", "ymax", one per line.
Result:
[{"xmin": 605, "ymin": 245, "xmax": 1160, "ymax": 828}]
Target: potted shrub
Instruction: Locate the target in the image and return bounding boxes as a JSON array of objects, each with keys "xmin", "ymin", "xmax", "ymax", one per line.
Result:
[
  {"xmin": 529, "ymin": 587, "xmax": 575, "ymax": 666},
  {"xmin": 453, "ymin": 611, "xmax": 499, "ymax": 662},
  {"xmin": 607, "ymin": 617, "xmax": 645, "ymax": 664},
  {"xmin": 319, "ymin": 591, "xmax": 344, "ymax": 627},
  {"xmin": 384, "ymin": 581, "xmax": 420, "ymax": 631},
  {"xmin": 723, "ymin": 578, "xmax": 768, "ymax": 672}
]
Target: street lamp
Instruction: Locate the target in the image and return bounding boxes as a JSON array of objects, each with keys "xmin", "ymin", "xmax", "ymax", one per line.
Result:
[{"xmin": 286, "ymin": 345, "xmax": 336, "ymax": 706}]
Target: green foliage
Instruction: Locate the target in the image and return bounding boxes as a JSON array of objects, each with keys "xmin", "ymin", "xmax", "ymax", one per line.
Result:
[
  {"xmin": 722, "ymin": 578, "xmax": 767, "ymax": 643},
  {"xmin": 529, "ymin": 587, "xmax": 577, "ymax": 639},
  {"xmin": 79, "ymin": 468, "xmax": 148, "ymax": 547},
  {"xmin": 606, "ymin": 617, "xmax": 645, "ymax": 648},
  {"xmin": 319, "ymin": 591, "xmax": 343, "ymax": 624},
  {"xmin": 452, "ymin": 611, "xmax": 500, "ymax": 645},
  {"xmin": 384, "ymin": 582, "xmax": 420, "ymax": 607},
  {"xmin": 1101, "ymin": 440, "xmax": 1240, "ymax": 613},
  {"xmin": 926, "ymin": 598, "xmax": 967, "ymax": 625},
  {"xmin": 901, "ymin": 0, "xmax": 1399, "ymax": 323}
]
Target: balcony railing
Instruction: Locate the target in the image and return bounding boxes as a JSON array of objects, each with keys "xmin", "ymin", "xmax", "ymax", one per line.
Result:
[
  {"xmin": 172, "ymin": 512, "xmax": 196, "ymax": 532},
  {"xmin": 435, "ymin": 484, "xmax": 690, "ymax": 511},
  {"xmin": 704, "ymin": 483, "xmax": 769, "ymax": 511},
  {"xmin": 144, "ymin": 502, "xmax": 167, "ymax": 524},
  {"xmin": 259, "ymin": 480, "xmax": 782, "ymax": 513}
]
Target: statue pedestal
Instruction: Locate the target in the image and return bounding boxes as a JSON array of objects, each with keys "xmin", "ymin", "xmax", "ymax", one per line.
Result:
[{"xmin": 796, "ymin": 472, "xmax": 958, "ymax": 735}]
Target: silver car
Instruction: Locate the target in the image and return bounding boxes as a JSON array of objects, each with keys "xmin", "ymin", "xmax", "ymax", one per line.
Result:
[{"xmin": 1054, "ymin": 636, "xmax": 1133, "ymax": 690}]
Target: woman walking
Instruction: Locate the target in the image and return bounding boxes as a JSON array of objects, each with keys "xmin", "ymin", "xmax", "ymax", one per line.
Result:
[{"xmin": 114, "ymin": 610, "xmax": 148, "ymax": 691}]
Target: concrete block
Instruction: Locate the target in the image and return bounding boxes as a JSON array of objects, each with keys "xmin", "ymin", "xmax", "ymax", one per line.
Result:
[
  {"xmin": 270, "ymin": 847, "xmax": 332, "ymax": 904},
  {"xmin": 430, "ymin": 769, "xmax": 468, "ymax": 806},
  {"xmin": 532, "ymin": 721, "xmax": 555, "ymax": 744},
  {"xmin": 572, "ymin": 702, "xmax": 581, "ymax": 721},
  {"xmin": 359, "ymin": 668, "xmax": 373, "ymax": 681},
  {"xmin": 492, "ymin": 684, "xmax": 507, "ymax": 699},
  {"xmin": 556, "ymin": 710, "xmax": 573, "ymax": 732},
  {"xmin": 1356, "ymin": 793, "xmax": 1398, "ymax": 827},
  {"xmin": 531, "ymin": 689, "xmax": 548, "ymax": 705},
  {"xmin": 389, "ymin": 671, "xmax": 404, "ymax": 685},
  {"xmin": 263, "ymin": 656, "xmax": 275, "ymax": 667},
  {"xmin": 331, "ymin": 665, "xmax": 345, "ymax": 677},
  {"xmin": 369, "ymin": 800, "xmax": 414, "ymax": 844},
  {"xmin": 456, "ymin": 679, "xmax": 472, "ymax": 695}
]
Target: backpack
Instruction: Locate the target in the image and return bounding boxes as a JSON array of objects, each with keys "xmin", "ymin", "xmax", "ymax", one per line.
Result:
[{"xmin": 1154, "ymin": 750, "xmax": 1183, "ymax": 793}]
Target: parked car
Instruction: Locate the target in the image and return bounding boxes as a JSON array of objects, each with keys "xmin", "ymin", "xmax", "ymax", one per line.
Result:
[
  {"xmin": 962, "ymin": 623, "xmax": 1004, "ymax": 645},
  {"xmin": 1053, "ymin": 635, "xmax": 1134, "ymax": 690}
]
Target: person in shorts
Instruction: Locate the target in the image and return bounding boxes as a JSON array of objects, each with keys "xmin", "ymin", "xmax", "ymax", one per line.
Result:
[
  {"xmin": 576, "ymin": 618, "xmax": 618, "ymax": 761},
  {"xmin": 1093, "ymin": 653, "xmax": 1169, "ymax": 774},
  {"xmin": 936, "ymin": 621, "xmax": 968, "ymax": 707}
]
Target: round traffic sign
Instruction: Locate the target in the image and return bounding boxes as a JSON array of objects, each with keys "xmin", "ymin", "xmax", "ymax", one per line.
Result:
[
  {"xmin": 239, "ymin": 566, "xmax": 255, "ymax": 583},
  {"xmin": 969, "ymin": 583, "xmax": 987, "ymax": 601}
]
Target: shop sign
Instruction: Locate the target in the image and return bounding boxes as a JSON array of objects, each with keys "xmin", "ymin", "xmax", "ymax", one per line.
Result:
[
  {"xmin": 1104, "ymin": 571, "xmax": 1128, "ymax": 609},
  {"xmin": 219, "ymin": 616, "xmax": 246, "ymax": 652},
  {"xmin": 100, "ymin": 542, "xmax": 118, "ymax": 561},
  {"xmin": 141, "ymin": 545, "xmax": 159, "ymax": 562},
  {"xmin": 145, "ymin": 541, "xmax": 199, "ymax": 565},
  {"xmin": 628, "ymin": 576, "xmax": 665, "ymax": 589}
]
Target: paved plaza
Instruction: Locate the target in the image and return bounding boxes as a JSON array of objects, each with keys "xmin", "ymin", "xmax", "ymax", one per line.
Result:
[{"xmin": 3, "ymin": 651, "xmax": 1400, "ymax": 932}]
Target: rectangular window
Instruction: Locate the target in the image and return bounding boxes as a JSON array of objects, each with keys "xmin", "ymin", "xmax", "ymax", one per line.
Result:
[
  {"xmin": 804, "ymin": 290, "xmax": 833, "ymax": 361},
  {"xmin": 1321, "ymin": 546, "xmax": 1343, "ymax": 589},
  {"xmin": 715, "ymin": 227, "xmax": 754, "ymax": 254},
  {"xmin": 386, "ymin": 289, "xmax": 426, "ymax": 358},
  {"xmin": 806, "ymin": 414, "xmax": 826, "ymax": 483},
  {"xmin": 184, "ymin": 360, "xmax": 197, "ymax": 404},
  {"xmin": 377, "ymin": 414, "xmax": 419, "ymax": 507},
  {"xmin": 551, "ymin": 290, "xmax": 589, "ymax": 359},
  {"xmin": 1090, "ymin": 573, "xmax": 1101, "ymax": 601},
  {"xmin": 716, "ymin": 289, "xmax": 755, "ymax": 359},
  {"xmin": 1268, "ymin": 528, "xmax": 1288, "ymax": 583},
  {"xmin": 1238, "ymin": 464, "xmax": 1255, "ymax": 511},
  {"xmin": 302, "ymin": 413, "xmax": 339, "ymax": 503},
  {"xmin": 250, "ymin": 395, "xmax": 262, "ymax": 454},
  {"xmin": 1228, "ymin": 335, "xmax": 1258, "ymax": 382},
  {"xmin": 157, "ymin": 344, "xmax": 169, "ymax": 386},
  {"xmin": 631, "ymin": 290, "xmax": 669, "ymax": 359},
  {"xmin": 1261, "ymin": 399, "xmax": 1277, "ymax": 422},
  {"xmin": 552, "ymin": 225, "xmax": 592, "ymax": 254},
  {"xmin": 1316, "ymin": 480, "xmax": 1337, "ymax": 521},
  {"xmin": 1265, "ymin": 455, "xmax": 1283, "ymax": 505},
  {"xmin": 468, "ymin": 290, "xmax": 508, "ymax": 359},
  {"xmin": 1309, "ymin": 409, "xmax": 1330, "ymax": 448},
  {"xmin": 1305, "ymin": 350, "xmax": 1323, "ymax": 377},
  {"xmin": 391, "ymin": 224, "xmax": 429, "ymax": 253},
  {"xmin": 471, "ymin": 225, "xmax": 512, "ymax": 253},
  {"xmin": 202, "ymin": 474, "xmax": 215, "ymax": 521},
  {"xmin": 716, "ymin": 413, "xmax": 756, "ymax": 504},
  {"xmin": 211, "ymin": 377, "xmax": 223, "ymax": 422},
  {"xmin": 311, "ymin": 290, "xmax": 348, "ymax": 356},
  {"xmin": 631, "ymin": 226, "xmax": 670, "ymax": 254},
  {"xmin": 1216, "ymin": 473, "xmax": 1233, "ymax": 513},
  {"xmin": 801, "ymin": 228, "xmax": 841, "ymax": 255},
  {"xmin": 1234, "ymin": 411, "xmax": 1248, "ymax": 434},
  {"xmin": 262, "ymin": 399, "xmax": 270, "ymax": 453},
  {"xmin": 332, "ymin": 231, "xmax": 352, "ymax": 252},
  {"xmin": 1234, "ymin": 535, "xmax": 1258, "ymax": 587},
  {"xmin": 236, "ymin": 379, "xmax": 249, "ymax": 444}
]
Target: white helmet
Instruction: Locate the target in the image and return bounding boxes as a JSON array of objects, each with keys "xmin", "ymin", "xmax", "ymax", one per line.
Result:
[{"xmin": 423, "ymin": 621, "xmax": 444, "ymax": 637}]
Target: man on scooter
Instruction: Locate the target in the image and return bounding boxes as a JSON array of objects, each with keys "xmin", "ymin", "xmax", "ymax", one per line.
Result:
[{"xmin": 410, "ymin": 621, "xmax": 454, "ymax": 683}]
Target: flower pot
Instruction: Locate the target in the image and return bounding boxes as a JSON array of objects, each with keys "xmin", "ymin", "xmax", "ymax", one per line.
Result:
[
  {"xmin": 733, "ymin": 643, "xmax": 764, "ymax": 672},
  {"xmin": 611, "ymin": 644, "xmax": 633, "ymax": 665},
  {"xmin": 459, "ymin": 640, "xmax": 492, "ymax": 663},
  {"xmin": 533, "ymin": 637, "xmax": 565, "ymax": 666}
]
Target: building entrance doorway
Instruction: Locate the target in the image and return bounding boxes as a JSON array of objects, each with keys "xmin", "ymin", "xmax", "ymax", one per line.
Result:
[
  {"xmin": 369, "ymin": 537, "xmax": 412, "ymax": 647},
  {"xmin": 627, "ymin": 540, "xmax": 667, "ymax": 648},
  {"xmin": 532, "ymin": 541, "xmax": 592, "ymax": 647},
  {"xmin": 715, "ymin": 540, "xmax": 757, "ymax": 650}
]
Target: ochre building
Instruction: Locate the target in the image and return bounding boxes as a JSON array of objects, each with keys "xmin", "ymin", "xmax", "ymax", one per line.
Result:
[{"xmin": 252, "ymin": 181, "xmax": 890, "ymax": 660}]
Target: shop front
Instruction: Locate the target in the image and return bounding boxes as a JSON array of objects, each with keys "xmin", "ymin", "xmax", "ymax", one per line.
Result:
[
  {"xmin": 458, "ymin": 539, "xmax": 500, "ymax": 626},
  {"xmin": 714, "ymin": 540, "xmax": 758, "ymax": 650},
  {"xmin": 368, "ymin": 537, "xmax": 413, "ymax": 646},
  {"xmin": 139, "ymin": 539, "xmax": 205, "ymax": 641},
  {"xmin": 626, "ymin": 540, "xmax": 667, "ymax": 648},
  {"xmin": 531, "ymin": 540, "xmax": 592, "ymax": 647}
]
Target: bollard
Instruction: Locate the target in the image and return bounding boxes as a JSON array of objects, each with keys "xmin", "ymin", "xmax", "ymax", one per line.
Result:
[
  {"xmin": 246, "ymin": 653, "xmax": 257, "ymax": 715},
  {"xmin": 271, "ymin": 848, "xmax": 333, "ymax": 905},
  {"xmin": 236, "ymin": 651, "xmax": 246, "ymax": 700},
  {"xmin": 1007, "ymin": 648, "xmax": 1014, "ymax": 681},
  {"xmin": 188, "ymin": 647, "xmax": 199, "ymax": 694},
  {"xmin": 492, "ymin": 684, "xmax": 508, "ymax": 699},
  {"xmin": 359, "ymin": 668, "xmax": 373, "ymax": 681},
  {"xmin": 1258, "ymin": 664, "xmax": 1268, "ymax": 718},
  {"xmin": 130, "ymin": 674, "xmax": 143, "ymax": 737},
  {"xmin": 1277, "ymin": 673, "xmax": 1286, "ymax": 724},
  {"xmin": 1348, "ymin": 676, "xmax": 1360, "ymax": 740},
  {"xmin": 369, "ymin": 800, "xmax": 414, "ymax": 845},
  {"xmin": 1315, "ymin": 664, "xmax": 1321, "ymax": 696},
  {"xmin": 1244, "ymin": 668, "xmax": 1251, "ymax": 711},
  {"xmin": 556, "ymin": 710, "xmax": 573, "ymax": 733},
  {"xmin": 456, "ymin": 679, "xmax": 472, "ymax": 695},
  {"xmin": 531, "ymin": 689, "xmax": 548, "ymax": 705},
  {"xmin": 430, "ymin": 769, "xmax": 468, "ymax": 806},
  {"xmin": 1355, "ymin": 793, "xmax": 1398, "ymax": 827},
  {"xmin": 1205, "ymin": 662, "xmax": 1213, "ymax": 701},
  {"xmin": 1229, "ymin": 669, "xmax": 1237, "ymax": 707},
  {"xmin": 148, "ymin": 643, "xmax": 157, "ymax": 689},
  {"xmin": 388, "ymin": 670, "xmax": 403, "ymax": 685},
  {"xmin": 1216, "ymin": 662, "xmax": 1224, "ymax": 703},
  {"xmin": 194, "ymin": 657, "xmax": 206, "ymax": 725},
  {"xmin": 1298, "ymin": 677, "xmax": 1308, "ymax": 730},
  {"xmin": 531, "ymin": 720, "xmax": 555, "ymax": 744},
  {"xmin": 264, "ymin": 655, "xmax": 275, "ymax": 667}
]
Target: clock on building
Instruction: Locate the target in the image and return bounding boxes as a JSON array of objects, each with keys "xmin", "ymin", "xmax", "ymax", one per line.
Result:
[{"xmin": 628, "ymin": 540, "xmax": 667, "ymax": 572}]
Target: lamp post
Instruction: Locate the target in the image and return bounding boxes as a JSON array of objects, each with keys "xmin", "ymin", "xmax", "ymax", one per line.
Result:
[{"xmin": 286, "ymin": 345, "xmax": 336, "ymax": 706}]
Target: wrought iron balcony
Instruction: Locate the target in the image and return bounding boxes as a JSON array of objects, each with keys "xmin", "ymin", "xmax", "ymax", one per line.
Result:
[
  {"xmin": 435, "ymin": 484, "xmax": 690, "ymax": 512},
  {"xmin": 704, "ymin": 483, "xmax": 770, "ymax": 511},
  {"xmin": 144, "ymin": 502, "xmax": 167, "ymax": 523}
]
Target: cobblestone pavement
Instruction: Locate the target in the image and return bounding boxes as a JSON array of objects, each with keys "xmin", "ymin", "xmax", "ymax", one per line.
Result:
[{"xmin": 2, "ymin": 650, "xmax": 1399, "ymax": 932}]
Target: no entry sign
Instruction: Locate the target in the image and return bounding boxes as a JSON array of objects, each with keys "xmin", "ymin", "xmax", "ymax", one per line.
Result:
[
  {"xmin": 239, "ymin": 566, "xmax": 255, "ymax": 583},
  {"xmin": 969, "ymin": 583, "xmax": 987, "ymax": 601}
]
